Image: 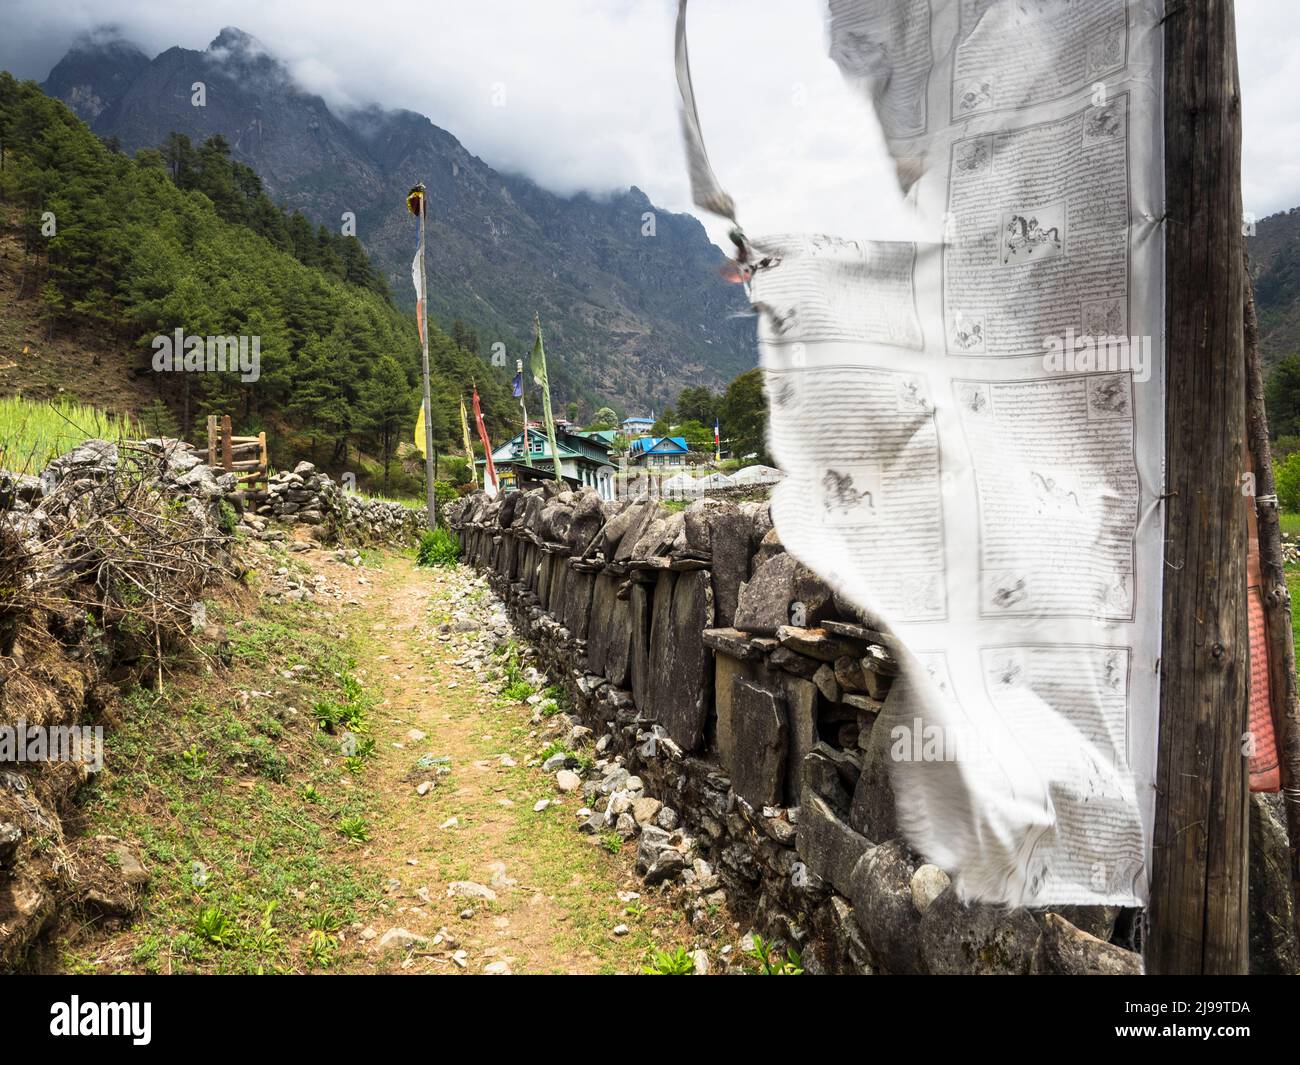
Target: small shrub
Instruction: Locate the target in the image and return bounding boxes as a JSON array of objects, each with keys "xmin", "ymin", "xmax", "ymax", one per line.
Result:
[
  {"xmin": 246, "ymin": 737, "xmax": 287, "ymax": 782},
  {"xmin": 337, "ymin": 815, "xmax": 370, "ymax": 842},
  {"xmin": 1277, "ymin": 449, "xmax": 1300, "ymax": 513},
  {"xmin": 416, "ymin": 526, "xmax": 461, "ymax": 567},
  {"xmin": 643, "ymin": 947, "xmax": 695, "ymax": 975},
  {"xmin": 195, "ymin": 905, "xmax": 233, "ymax": 946},
  {"xmin": 501, "ymin": 680, "xmax": 534, "ymax": 702},
  {"xmin": 305, "ymin": 930, "xmax": 336, "ymax": 969},
  {"xmin": 748, "ymin": 935, "xmax": 804, "ymax": 975},
  {"xmin": 217, "ymin": 500, "xmax": 238, "ymax": 535},
  {"xmin": 246, "ymin": 902, "xmax": 282, "ymax": 954}
]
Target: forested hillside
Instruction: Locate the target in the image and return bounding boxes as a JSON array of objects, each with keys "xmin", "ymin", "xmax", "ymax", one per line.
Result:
[
  {"xmin": 0, "ymin": 72, "xmax": 515, "ymax": 489},
  {"xmin": 1249, "ymin": 207, "xmax": 1300, "ymax": 370}
]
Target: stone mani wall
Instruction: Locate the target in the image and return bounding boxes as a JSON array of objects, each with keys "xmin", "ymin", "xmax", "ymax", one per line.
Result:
[{"xmin": 447, "ymin": 485, "xmax": 1168, "ymax": 975}]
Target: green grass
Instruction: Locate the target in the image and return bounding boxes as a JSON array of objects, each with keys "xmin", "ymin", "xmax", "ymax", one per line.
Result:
[
  {"xmin": 59, "ymin": 599, "xmax": 381, "ymax": 974},
  {"xmin": 1280, "ymin": 512, "xmax": 1300, "ymax": 537},
  {"xmin": 0, "ymin": 394, "xmax": 133, "ymax": 473}
]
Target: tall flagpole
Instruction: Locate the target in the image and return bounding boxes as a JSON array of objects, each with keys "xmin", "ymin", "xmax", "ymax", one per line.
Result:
[
  {"xmin": 416, "ymin": 184, "xmax": 438, "ymax": 528},
  {"xmin": 517, "ymin": 359, "xmax": 533, "ymax": 468},
  {"xmin": 533, "ymin": 313, "xmax": 562, "ymax": 484}
]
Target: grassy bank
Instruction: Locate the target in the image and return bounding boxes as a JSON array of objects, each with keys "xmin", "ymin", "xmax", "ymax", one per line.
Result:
[{"xmin": 59, "ymin": 588, "xmax": 383, "ymax": 975}]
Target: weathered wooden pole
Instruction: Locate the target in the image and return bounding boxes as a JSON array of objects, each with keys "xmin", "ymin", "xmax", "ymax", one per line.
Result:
[
  {"xmin": 220, "ymin": 414, "xmax": 234, "ymax": 474},
  {"xmin": 416, "ymin": 183, "xmax": 438, "ymax": 530},
  {"xmin": 1148, "ymin": 0, "xmax": 1250, "ymax": 973},
  {"xmin": 1244, "ymin": 268, "xmax": 1300, "ymax": 942}
]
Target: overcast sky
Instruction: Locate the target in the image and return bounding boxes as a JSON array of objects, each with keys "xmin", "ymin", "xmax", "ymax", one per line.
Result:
[{"xmin": 0, "ymin": 0, "xmax": 1295, "ymax": 250}]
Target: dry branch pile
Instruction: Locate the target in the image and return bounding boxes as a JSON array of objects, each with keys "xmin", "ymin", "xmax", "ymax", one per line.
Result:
[{"xmin": 0, "ymin": 440, "xmax": 236, "ymax": 662}]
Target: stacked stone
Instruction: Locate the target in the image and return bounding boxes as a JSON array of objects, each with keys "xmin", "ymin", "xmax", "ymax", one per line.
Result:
[
  {"xmin": 254, "ymin": 461, "xmax": 422, "ymax": 544},
  {"xmin": 447, "ymin": 486, "xmax": 1297, "ymax": 975},
  {"xmin": 341, "ymin": 492, "xmax": 424, "ymax": 544},
  {"xmin": 11, "ymin": 438, "xmax": 238, "ymax": 539},
  {"xmin": 259, "ymin": 461, "xmax": 333, "ymax": 527}
]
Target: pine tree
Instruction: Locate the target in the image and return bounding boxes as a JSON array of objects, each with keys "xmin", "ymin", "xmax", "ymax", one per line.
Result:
[{"xmin": 362, "ymin": 355, "xmax": 416, "ymax": 492}]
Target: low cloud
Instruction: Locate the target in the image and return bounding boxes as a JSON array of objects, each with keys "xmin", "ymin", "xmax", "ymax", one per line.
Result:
[{"xmin": 0, "ymin": 0, "xmax": 1293, "ymax": 252}]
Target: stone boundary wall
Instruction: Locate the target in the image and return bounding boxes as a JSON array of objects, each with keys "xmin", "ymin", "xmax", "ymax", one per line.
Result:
[
  {"xmin": 9, "ymin": 439, "xmax": 424, "ymax": 546},
  {"xmin": 238, "ymin": 459, "xmax": 423, "ymax": 545},
  {"xmin": 448, "ymin": 485, "xmax": 1300, "ymax": 975}
]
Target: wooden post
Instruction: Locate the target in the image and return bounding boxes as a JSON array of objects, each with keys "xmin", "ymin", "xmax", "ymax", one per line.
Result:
[
  {"xmin": 258, "ymin": 431, "xmax": 268, "ymax": 489},
  {"xmin": 1243, "ymin": 267, "xmax": 1300, "ymax": 940},
  {"xmin": 221, "ymin": 415, "xmax": 233, "ymax": 474},
  {"xmin": 416, "ymin": 184, "xmax": 438, "ymax": 529},
  {"xmin": 1148, "ymin": 0, "xmax": 1250, "ymax": 974},
  {"xmin": 207, "ymin": 415, "xmax": 217, "ymax": 467}
]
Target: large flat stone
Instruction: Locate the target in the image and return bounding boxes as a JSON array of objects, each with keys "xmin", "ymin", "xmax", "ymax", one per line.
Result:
[
  {"xmin": 585, "ymin": 573, "xmax": 617, "ymax": 675},
  {"xmin": 567, "ymin": 489, "xmax": 605, "ymax": 552},
  {"xmin": 779, "ymin": 674, "xmax": 820, "ymax": 807},
  {"xmin": 850, "ymin": 706, "xmax": 897, "ymax": 841},
  {"xmin": 734, "ymin": 553, "xmax": 798, "ymax": 635},
  {"xmin": 630, "ymin": 580, "xmax": 655, "ymax": 714},
  {"xmin": 521, "ymin": 543, "xmax": 539, "ymax": 591},
  {"xmin": 537, "ymin": 550, "xmax": 555, "ymax": 608},
  {"xmin": 918, "ymin": 888, "xmax": 1042, "ymax": 975},
  {"xmin": 701, "ymin": 628, "xmax": 771, "ymax": 661},
  {"xmin": 605, "ymin": 589, "xmax": 634, "ymax": 689},
  {"xmin": 822, "ymin": 618, "xmax": 894, "ymax": 646},
  {"xmin": 601, "ymin": 500, "xmax": 645, "ymax": 559},
  {"xmin": 627, "ymin": 510, "xmax": 683, "ymax": 563},
  {"xmin": 714, "ymin": 653, "xmax": 762, "ymax": 769},
  {"xmin": 776, "ymin": 626, "xmax": 858, "ymax": 662},
  {"xmin": 707, "ymin": 504, "xmax": 752, "ymax": 627},
  {"xmin": 729, "ymin": 678, "xmax": 787, "ymax": 807},
  {"xmin": 548, "ymin": 555, "xmax": 569, "ymax": 619},
  {"xmin": 1037, "ymin": 913, "xmax": 1142, "ymax": 975},
  {"xmin": 850, "ymin": 840, "xmax": 923, "ymax": 975},
  {"xmin": 796, "ymin": 787, "xmax": 871, "ymax": 898},
  {"xmin": 497, "ymin": 534, "xmax": 516, "ymax": 582},
  {"xmin": 562, "ymin": 568, "xmax": 594, "ymax": 640},
  {"xmin": 612, "ymin": 502, "xmax": 657, "ymax": 562},
  {"xmin": 649, "ymin": 570, "xmax": 714, "ymax": 752}
]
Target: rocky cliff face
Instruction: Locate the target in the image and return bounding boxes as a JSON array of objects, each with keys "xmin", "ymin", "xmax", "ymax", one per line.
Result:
[
  {"xmin": 40, "ymin": 35, "xmax": 150, "ymax": 124},
  {"xmin": 40, "ymin": 28, "xmax": 754, "ymax": 411}
]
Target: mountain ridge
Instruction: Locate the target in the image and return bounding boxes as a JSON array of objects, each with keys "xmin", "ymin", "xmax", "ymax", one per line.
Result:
[
  {"xmin": 1248, "ymin": 207, "xmax": 1300, "ymax": 370},
  {"xmin": 37, "ymin": 27, "xmax": 754, "ymax": 414}
]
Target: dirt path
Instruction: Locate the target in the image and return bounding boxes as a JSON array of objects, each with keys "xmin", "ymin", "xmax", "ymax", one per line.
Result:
[
  {"xmin": 57, "ymin": 538, "xmax": 715, "ymax": 975},
  {"xmin": 329, "ymin": 551, "xmax": 698, "ymax": 974}
]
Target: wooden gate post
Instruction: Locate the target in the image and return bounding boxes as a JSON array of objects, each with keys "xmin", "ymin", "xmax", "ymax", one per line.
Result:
[
  {"xmin": 1148, "ymin": 0, "xmax": 1250, "ymax": 974},
  {"xmin": 221, "ymin": 415, "xmax": 233, "ymax": 473}
]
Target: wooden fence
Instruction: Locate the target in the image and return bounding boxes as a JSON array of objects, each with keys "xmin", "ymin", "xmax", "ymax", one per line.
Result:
[{"xmin": 206, "ymin": 414, "xmax": 268, "ymax": 490}]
